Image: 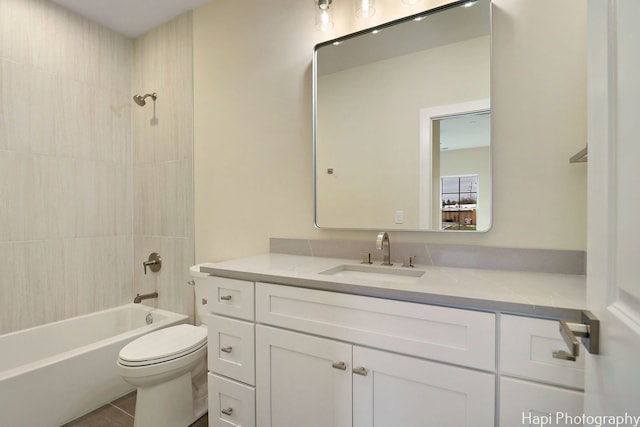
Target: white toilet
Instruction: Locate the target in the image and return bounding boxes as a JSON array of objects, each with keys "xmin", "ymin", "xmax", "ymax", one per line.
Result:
[{"xmin": 117, "ymin": 266, "xmax": 210, "ymax": 427}]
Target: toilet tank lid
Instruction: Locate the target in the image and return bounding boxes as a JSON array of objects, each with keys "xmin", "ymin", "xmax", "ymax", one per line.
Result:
[{"xmin": 119, "ymin": 324, "xmax": 206, "ymax": 362}]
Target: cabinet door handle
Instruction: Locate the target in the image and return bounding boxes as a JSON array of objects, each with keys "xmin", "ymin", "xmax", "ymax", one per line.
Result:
[
  {"xmin": 352, "ymin": 367, "xmax": 368, "ymax": 376},
  {"xmin": 220, "ymin": 295, "xmax": 233, "ymax": 301},
  {"xmin": 201, "ymin": 298, "xmax": 207, "ymax": 305},
  {"xmin": 332, "ymin": 361, "xmax": 347, "ymax": 370},
  {"xmin": 221, "ymin": 346, "xmax": 233, "ymax": 354},
  {"xmin": 221, "ymin": 407, "xmax": 233, "ymax": 416}
]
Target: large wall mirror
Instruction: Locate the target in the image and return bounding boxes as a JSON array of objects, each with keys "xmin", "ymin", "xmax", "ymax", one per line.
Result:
[{"xmin": 313, "ymin": 0, "xmax": 491, "ymax": 231}]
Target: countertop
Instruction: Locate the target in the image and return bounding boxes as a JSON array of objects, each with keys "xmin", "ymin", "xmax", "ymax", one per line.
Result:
[{"xmin": 199, "ymin": 254, "xmax": 587, "ymax": 320}]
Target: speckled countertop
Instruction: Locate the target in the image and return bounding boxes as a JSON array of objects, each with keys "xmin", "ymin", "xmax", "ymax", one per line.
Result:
[{"xmin": 199, "ymin": 254, "xmax": 586, "ymax": 320}]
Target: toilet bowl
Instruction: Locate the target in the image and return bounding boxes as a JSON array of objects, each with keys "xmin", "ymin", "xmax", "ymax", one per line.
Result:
[{"xmin": 117, "ymin": 266, "xmax": 211, "ymax": 427}]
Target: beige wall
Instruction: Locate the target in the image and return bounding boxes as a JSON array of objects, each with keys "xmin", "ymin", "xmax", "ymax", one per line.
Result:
[{"xmin": 193, "ymin": 0, "xmax": 587, "ymax": 263}]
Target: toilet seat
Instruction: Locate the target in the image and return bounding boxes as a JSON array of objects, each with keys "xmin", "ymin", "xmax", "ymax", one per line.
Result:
[{"xmin": 119, "ymin": 324, "xmax": 207, "ymax": 367}]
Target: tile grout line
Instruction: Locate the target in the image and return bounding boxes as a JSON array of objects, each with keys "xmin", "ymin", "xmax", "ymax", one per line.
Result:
[{"xmin": 109, "ymin": 402, "xmax": 135, "ymax": 419}]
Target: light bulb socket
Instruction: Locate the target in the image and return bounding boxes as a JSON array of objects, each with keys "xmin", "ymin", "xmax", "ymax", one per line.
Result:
[{"xmin": 315, "ymin": 0, "xmax": 332, "ymax": 10}]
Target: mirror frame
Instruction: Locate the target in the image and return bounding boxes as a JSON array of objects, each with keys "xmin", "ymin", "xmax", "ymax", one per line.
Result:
[{"xmin": 312, "ymin": 0, "xmax": 492, "ymax": 232}]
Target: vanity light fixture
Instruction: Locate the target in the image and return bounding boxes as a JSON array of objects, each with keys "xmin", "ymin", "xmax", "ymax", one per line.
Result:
[
  {"xmin": 463, "ymin": 0, "xmax": 479, "ymax": 7},
  {"xmin": 355, "ymin": 0, "xmax": 375, "ymax": 19},
  {"xmin": 315, "ymin": 0, "xmax": 334, "ymax": 32}
]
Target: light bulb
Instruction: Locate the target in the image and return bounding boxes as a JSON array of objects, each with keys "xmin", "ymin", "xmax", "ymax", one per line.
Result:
[
  {"xmin": 355, "ymin": 0, "xmax": 376, "ymax": 19},
  {"xmin": 315, "ymin": 0, "xmax": 334, "ymax": 31}
]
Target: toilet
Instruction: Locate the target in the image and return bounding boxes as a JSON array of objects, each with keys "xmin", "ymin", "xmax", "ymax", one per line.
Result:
[{"xmin": 117, "ymin": 266, "xmax": 211, "ymax": 427}]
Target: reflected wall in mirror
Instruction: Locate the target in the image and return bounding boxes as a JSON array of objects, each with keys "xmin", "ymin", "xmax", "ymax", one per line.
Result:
[{"xmin": 314, "ymin": 0, "xmax": 491, "ymax": 231}]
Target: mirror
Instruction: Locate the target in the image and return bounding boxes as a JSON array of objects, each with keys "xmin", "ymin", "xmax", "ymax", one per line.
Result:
[{"xmin": 313, "ymin": 0, "xmax": 491, "ymax": 231}]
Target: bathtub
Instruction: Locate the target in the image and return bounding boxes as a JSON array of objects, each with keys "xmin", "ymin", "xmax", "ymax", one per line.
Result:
[{"xmin": 0, "ymin": 303, "xmax": 189, "ymax": 427}]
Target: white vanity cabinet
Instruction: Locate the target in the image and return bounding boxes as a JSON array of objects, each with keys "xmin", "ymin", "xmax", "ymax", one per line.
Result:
[
  {"xmin": 255, "ymin": 282, "xmax": 496, "ymax": 427},
  {"xmin": 201, "ymin": 273, "xmax": 585, "ymax": 427},
  {"xmin": 499, "ymin": 314, "xmax": 585, "ymax": 426}
]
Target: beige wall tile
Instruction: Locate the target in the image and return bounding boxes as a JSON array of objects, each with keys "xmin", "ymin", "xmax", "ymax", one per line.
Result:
[{"xmin": 0, "ymin": 0, "xmax": 136, "ymax": 334}]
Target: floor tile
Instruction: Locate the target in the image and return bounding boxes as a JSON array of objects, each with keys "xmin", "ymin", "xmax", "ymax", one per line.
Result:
[
  {"xmin": 60, "ymin": 404, "xmax": 133, "ymax": 427},
  {"xmin": 111, "ymin": 391, "xmax": 137, "ymax": 417}
]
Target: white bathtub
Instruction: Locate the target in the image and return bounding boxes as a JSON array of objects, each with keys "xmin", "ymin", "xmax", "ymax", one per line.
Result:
[{"xmin": 0, "ymin": 303, "xmax": 189, "ymax": 427}]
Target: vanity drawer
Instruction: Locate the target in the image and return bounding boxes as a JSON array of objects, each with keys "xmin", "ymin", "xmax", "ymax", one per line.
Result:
[
  {"xmin": 255, "ymin": 282, "xmax": 495, "ymax": 371},
  {"xmin": 500, "ymin": 377, "xmax": 583, "ymax": 426},
  {"xmin": 200, "ymin": 277, "xmax": 254, "ymax": 321},
  {"xmin": 500, "ymin": 314, "xmax": 585, "ymax": 389},
  {"xmin": 208, "ymin": 315, "xmax": 255, "ymax": 385},
  {"xmin": 208, "ymin": 373, "xmax": 255, "ymax": 427}
]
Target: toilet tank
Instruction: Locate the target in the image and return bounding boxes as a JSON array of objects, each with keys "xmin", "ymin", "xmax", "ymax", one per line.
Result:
[{"xmin": 190, "ymin": 264, "xmax": 214, "ymax": 326}]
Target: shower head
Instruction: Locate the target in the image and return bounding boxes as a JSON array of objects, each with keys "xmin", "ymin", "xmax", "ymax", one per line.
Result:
[{"xmin": 133, "ymin": 92, "xmax": 157, "ymax": 106}]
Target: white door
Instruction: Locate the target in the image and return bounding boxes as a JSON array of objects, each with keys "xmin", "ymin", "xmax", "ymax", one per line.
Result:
[
  {"xmin": 352, "ymin": 346, "xmax": 494, "ymax": 427},
  {"xmin": 255, "ymin": 325, "xmax": 352, "ymax": 427},
  {"xmin": 586, "ymin": 0, "xmax": 640, "ymax": 419}
]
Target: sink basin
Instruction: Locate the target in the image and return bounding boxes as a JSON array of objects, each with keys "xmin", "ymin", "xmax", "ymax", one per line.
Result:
[{"xmin": 319, "ymin": 264, "xmax": 425, "ymax": 284}]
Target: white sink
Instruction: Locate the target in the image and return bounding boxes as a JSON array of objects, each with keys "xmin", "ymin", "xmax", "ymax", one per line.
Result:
[{"xmin": 319, "ymin": 264, "xmax": 425, "ymax": 284}]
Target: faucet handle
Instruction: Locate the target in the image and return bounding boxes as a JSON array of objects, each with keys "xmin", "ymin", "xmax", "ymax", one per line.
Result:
[
  {"xmin": 402, "ymin": 256, "xmax": 416, "ymax": 268},
  {"xmin": 143, "ymin": 252, "xmax": 162, "ymax": 275},
  {"xmin": 361, "ymin": 252, "xmax": 373, "ymax": 264}
]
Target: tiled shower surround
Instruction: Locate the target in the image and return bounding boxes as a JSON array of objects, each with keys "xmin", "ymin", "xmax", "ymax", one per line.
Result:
[{"xmin": 0, "ymin": 0, "xmax": 194, "ymax": 335}]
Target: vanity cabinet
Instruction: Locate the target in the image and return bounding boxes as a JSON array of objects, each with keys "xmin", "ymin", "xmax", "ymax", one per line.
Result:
[
  {"xmin": 202, "ymin": 274, "xmax": 585, "ymax": 427},
  {"xmin": 256, "ymin": 324, "xmax": 494, "ymax": 427},
  {"xmin": 499, "ymin": 314, "xmax": 585, "ymax": 425},
  {"xmin": 255, "ymin": 282, "xmax": 496, "ymax": 427}
]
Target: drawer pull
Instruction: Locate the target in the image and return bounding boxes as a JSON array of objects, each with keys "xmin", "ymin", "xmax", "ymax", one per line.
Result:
[
  {"xmin": 221, "ymin": 346, "xmax": 233, "ymax": 354},
  {"xmin": 221, "ymin": 407, "xmax": 233, "ymax": 416},
  {"xmin": 332, "ymin": 361, "xmax": 347, "ymax": 370},
  {"xmin": 220, "ymin": 295, "xmax": 233, "ymax": 301},
  {"xmin": 552, "ymin": 349, "xmax": 577, "ymax": 362},
  {"xmin": 353, "ymin": 367, "xmax": 369, "ymax": 376}
]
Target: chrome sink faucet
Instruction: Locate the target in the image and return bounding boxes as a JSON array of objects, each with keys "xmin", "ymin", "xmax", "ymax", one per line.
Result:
[{"xmin": 376, "ymin": 232, "xmax": 393, "ymax": 266}]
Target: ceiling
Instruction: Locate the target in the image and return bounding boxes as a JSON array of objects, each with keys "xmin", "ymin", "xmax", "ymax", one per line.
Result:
[
  {"xmin": 50, "ymin": 0, "xmax": 213, "ymax": 38},
  {"xmin": 439, "ymin": 111, "xmax": 490, "ymax": 151}
]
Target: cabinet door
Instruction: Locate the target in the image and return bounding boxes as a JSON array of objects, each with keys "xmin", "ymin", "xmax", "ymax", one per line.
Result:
[
  {"xmin": 353, "ymin": 346, "xmax": 494, "ymax": 427},
  {"xmin": 500, "ymin": 377, "xmax": 583, "ymax": 426},
  {"xmin": 255, "ymin": 325, "xmax": 352, "ymax": 427}
]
